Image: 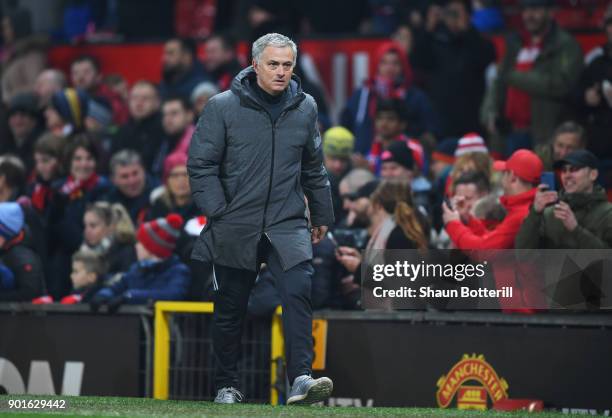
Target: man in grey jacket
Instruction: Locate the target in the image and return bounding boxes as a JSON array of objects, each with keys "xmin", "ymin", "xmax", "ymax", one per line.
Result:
[{"xmin": 188, "ymin": 33, "xmax": 334, "ymax": 405}]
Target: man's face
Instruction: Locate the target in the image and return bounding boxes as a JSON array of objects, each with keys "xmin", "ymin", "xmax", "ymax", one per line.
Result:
[
  {"xmin": 378, "ymin": 51, "xmax": 402, "ymax": 80},
  {"xmin": 71, "ymin": 61, "xmax": 99, "ymax": 91},
  {"xmin": 375, "ymin": 111, "xmax": 404, "ymax": 140},
  {"xmin": 253, "ymin": 46, "xmax": 294, "ymax": 95},
  {"xmin": 454, "ymin": 183, "xmax": 484, "ymax": 213},
  {"xmin": 113, "ymin": 163, "xmax": 146, "ymax": 198},
  {"xmin": 560, "ymin": 165, "xmax": 597, "ymax": 194},
  {"xmin": 162, "ymin": 101, "xmax": 192, "ymax": 136},
  {"xmin": 381, "ymin": 161, "xmax": 414, "ymax": 182},
  {"xmin": 204, "ymin": 38, "xmax": 232, "ymax": 72},
  {"xmin": 129, "ymin": 84, "xmax": 160, "ymax": 120},
  {"xmin": 35, "ymin": 71, "xmax": 62, "ymax": 106},
  {"xmin": 163, "ymin": 40, "xmax": 184, "ymax": 72},
  {"xmin": 553, "ymin": 133, "xmax": 582, "ymax": 162},
  {"xmin": 522, "ymin": 7, "xmax": 551, "ymax": 35},
  {"xmin": 324, "ymin": 156, "xmax": 349, "ymax": 178},
  {"xmin": 443, "ymin": 1, "xmax": 470, "ymax": 33},
  {"xmin": 8, "ymin": 111, "xmax": 37, "ymax": 139}
]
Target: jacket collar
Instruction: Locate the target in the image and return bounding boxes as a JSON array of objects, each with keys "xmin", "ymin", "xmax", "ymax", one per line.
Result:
[
  {"xmin": 561, "ymin": 185, "xmax": 608, "ymax": 209},
  {"xmin": 500, "ymin": 187, "xmax": 537, "ymax": 211},
  {"xmin": 231, "ymin": 66, "xmax": 305, "ymax": 112}
]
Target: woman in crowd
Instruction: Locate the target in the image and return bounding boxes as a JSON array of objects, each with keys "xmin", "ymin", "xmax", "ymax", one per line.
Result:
[
  {"xmin": 81, "ymin": 201, "xmax": 136, "ymax": 276},
  {"xmin": 48, "ymin": 133, "xmax": 110, "ymax": 298}
]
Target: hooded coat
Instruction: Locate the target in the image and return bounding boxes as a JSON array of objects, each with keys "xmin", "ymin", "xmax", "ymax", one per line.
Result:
[{"xmin": 188, "ymin": 66, "xmax": 334, "ymax": 272}]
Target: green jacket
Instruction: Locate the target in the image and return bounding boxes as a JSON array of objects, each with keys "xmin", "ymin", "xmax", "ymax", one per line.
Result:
[
  {"xmin": 515, "ymin": 186, "xmax": 612, "ymax": 249},
  {"xmin": 483, "ymin": 23, "xmax": 583, "ymax": 145}
]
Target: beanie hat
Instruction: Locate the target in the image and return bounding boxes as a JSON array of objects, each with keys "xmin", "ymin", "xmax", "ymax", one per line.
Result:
[
  {"xmin": 381, "ymin": 140, "xmax": 414, "ymax": 170},
  {"xmin": 51, "ymin": 88, "xmax": 89, "ymax": 130},
  {"xmin": 163, "ymin": 152, "xmax": 188, "ymax": 182},
  {"xmin": 0, "ymin": 202, "xmax": 24, "ymax": 241},
  {"xmin": 87, "ymin": 99, "xmax": 113, "ymax": 127},
  {"xmin": 455, "ymin": 133, "xmax": 489, "ymax": 157},
  {"xmin": 432, "ymin": 138, "xmax": 459, "ymax": 164},
  {"xmin": 323, "ymin": 126, "xmax": 355, "ymax": 159},
  {"xmin": 137, "ymin": 213, "xmax": 184, "ymax": 258},
  {"xmin": 8, "ymin": 92, "xmax": 40, "ymax": 117}
]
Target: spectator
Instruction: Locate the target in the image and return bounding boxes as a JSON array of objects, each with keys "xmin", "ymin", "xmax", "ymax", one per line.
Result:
[
  {"xmin": 60, "ymin": 251, "xmax": 106, "ymax": 304},
  {"xmin": 443, "ymin": 149, "xmax": 543, "ymax": 249},
  {"xmin": 0, "ymin": 202, "xmax": 45, "ymax": 302},
  {"xmin": 516, "ymin": 150, "xmax": 612, "ymax": 249},
  {"xmin": 35, "ymin": 69, "xmax": 67, "ymax": 107},
  {"xmin": 0, "ymin": 156, "xmax": 26, "ymax": 203},
  {"xmin": 336, "ymin": 179, "xmax": 429, "ymax": 307},
  {"xmin": 571, "ymin": 17, "xmax": 612, "ymax": 163},
  {"xmin": 104, "ymin": 74, "xmax": 129, "ymax": 103},
  {"xmin": 337, "ymin": 168, "xmax": 376, "ymax": 226},
  {"xmin": 537, "ymin": 121, "xmax": 586, "ymax": 171},
  {"xmin": 380, "ymin": 140, "xmax": 431, "ymax": 215},
  {"xmin": 45, "ymin": 88, "xmax": 89, "ymax": 137},
  {"xmin": 451, "ymin": 171, "xmax": 492, "ymax": 225},
  {"xmin": 80, "ymin": 202, "xmax": 136, "ymax": 275},
  {"xmin": 159, "ymin": 38, "xmax": 209, "ymax": 100},
  {"xmin": 4, "ymin": 92, "xmax": 45, "ymax": 174},
  {"xmin": 70, "ymin": 55, "xmax": 129, "ymax": 124},
  {"xmin": 191, "ymin": 81, "xmax": 219, "ymax": 116},
  {"xmin": 411, "ymin": 0, "xmax": 496, "ymax": 138},
  {"xmin": 160, "ymin": 95, "xmax": 195, "ymax": 168},
  {"xmin": 344, "ymin": 179, "xmax": 380, "ymax": 228},
  {"xmin": 430, "ymin": 138, "xmax": 458, "ymax": 231},
  {"xmin": 104, "ymin": 150, "xmax": 155, "ymax": 225},
  {"xmin": 1, "ymin": 8, "xmax": 48, "ymax": 104},
  {"xmin": 482, "ymin": 0, "xmax": 583, "ymax": 155},
  {"xmin": 322, "ymin": 126, "xmax": 354, "ymax": 224},
  {"xmin": 28, "ymin": 133, "xmax": 64, "ymax": 216},
  {"xmin": 367, "ymin": 99, "xmax": 426, "ymax": 175},
  {"xmin": 48, "ymin": 133, "xmax": 110, "ymax": 298},
  {"xmin": 149, "ymin": 153, "xmax": 200, "ymax": 261},
  {"xmin": 90, "ymin": 214, "xmax": 191, "ymax": 312},
  {"xmin": 112, "ymin": 81, "xmax": 166, "ymax": 176},
  {"xmin": 341, "ymin": 41, "xmax": 440, "ymax": 155},
  {"xmin": 149, "ymin": 154, "xmax": 197, "ymax": 223},
  {"xmin": 204, "ymin": 33, "xmax": 242, "ymax": 92}
]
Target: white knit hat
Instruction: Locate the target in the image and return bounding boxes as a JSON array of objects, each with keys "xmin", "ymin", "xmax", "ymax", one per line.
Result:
[{"xmin": 455, "ymin": 133, "xmax": 489, "ymax": 157}]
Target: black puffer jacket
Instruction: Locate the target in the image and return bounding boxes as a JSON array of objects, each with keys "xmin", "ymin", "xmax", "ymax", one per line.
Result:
[{"xmin": 188, "ymin": 66, "xmax": 334, "ymax": 272}]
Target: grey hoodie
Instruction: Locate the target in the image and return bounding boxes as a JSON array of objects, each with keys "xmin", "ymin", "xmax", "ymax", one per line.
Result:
[{"xmin": 187, "ymin": 66, "xmax": 334, "ymax": 272}]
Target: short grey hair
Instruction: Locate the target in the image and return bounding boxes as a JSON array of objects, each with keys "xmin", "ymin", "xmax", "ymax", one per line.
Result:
[
  {"xmin": 110, "ymin": 149, "xmax": 143, "ymax": 177},
  {"xmin": 251, "ymin": 33, "xmax": 297, "ymax": 65}
]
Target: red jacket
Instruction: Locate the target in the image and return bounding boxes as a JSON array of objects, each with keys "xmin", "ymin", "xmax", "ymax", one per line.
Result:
[{"xmin": 445, "ymin": 188, "xmax": 536, "ymax": 250}]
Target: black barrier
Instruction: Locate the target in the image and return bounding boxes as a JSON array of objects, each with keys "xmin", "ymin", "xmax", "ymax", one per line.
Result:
[
  {"xmin": 312, "ymin": 310, "xmax": 612, "ymax": 413},
  {"xmin": 0, "ymin": 304, "xmax": 152, "ymax": 397}
]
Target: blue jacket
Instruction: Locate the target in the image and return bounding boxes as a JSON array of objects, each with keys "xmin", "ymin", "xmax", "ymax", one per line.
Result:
[{"xmin": 96, "ymin": 255, "xmax": 190, "ymax": 304}]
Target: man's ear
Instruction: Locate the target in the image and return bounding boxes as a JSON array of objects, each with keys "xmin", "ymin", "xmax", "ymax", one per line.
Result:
[
  {"xmin": 590, "ymin": 168, "xmax": 599, "ymax": 183},
  {"xmin": 252, "ymin": 58, "xmax": 258, "ymax": 71}
]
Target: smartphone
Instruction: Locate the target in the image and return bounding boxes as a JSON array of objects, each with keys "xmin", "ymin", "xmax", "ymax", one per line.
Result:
[{"xmin": 540, "ymin": 172, "xmax": 556, "ymax": 192}]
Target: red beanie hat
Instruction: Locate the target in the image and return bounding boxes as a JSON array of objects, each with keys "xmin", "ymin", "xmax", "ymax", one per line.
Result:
[
  {"xmin": 137, "ymin": 213, "xmax": 184, "ymax": 258},
  {"xmin": 163, "ymin": 152, "xmax": 188, "ymax": 182}
]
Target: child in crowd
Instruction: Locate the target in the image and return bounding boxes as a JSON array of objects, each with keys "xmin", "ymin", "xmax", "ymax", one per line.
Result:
[
  {"xmin": 90, "ymin": 214, "xmax": 190, "ymax": 312},
  {"xmin": 61, "ymin": 251, "xmax": 106, "ymax": 304}
]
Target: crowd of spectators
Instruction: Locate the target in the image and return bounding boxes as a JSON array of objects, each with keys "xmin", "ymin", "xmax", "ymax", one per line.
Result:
[{"xmin": 1, "ymin": 0, "xmax": 612, "ymax": 311}]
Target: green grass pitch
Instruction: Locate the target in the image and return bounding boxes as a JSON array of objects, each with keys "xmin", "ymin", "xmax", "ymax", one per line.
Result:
[{"xmin": 0, "ymin": 395, "xmax": 598, "ymax": 417}]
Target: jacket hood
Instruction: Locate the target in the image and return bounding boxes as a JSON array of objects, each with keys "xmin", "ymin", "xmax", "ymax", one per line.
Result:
[
  {"xmin": 230, "ymin": 66, "xmax": 305, "ymax": 109},
  {"xmin": 372, "ymin": 41, "xmax": 413, "ymax": 88}
]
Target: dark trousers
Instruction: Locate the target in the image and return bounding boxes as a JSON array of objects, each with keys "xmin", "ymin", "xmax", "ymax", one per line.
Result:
[{"xmin": 212, "ymin": 237, "xmax": 314, "ymax": 390}]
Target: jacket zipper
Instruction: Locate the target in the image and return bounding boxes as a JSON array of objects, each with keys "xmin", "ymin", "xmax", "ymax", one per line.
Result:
[{"xmin": 261, "ymin": 118, "xmax": 276, "ymax": 236}]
